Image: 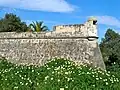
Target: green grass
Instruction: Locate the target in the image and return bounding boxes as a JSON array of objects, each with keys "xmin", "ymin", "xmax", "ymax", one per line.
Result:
[{"xmin": 0, "ymin": 58, "xmax": 120, "ymax": 90}]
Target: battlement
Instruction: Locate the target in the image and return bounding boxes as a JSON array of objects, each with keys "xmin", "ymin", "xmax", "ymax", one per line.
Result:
[
  {"xmin": 53, "ymin": 17, "xmax": 97, "ymax": 37},
  {"xmin": 54, "ymin": 24, "xmax": 84, "ymax": 28}
]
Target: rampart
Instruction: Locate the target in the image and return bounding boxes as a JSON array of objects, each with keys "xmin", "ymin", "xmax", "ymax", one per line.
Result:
[{"xmin": 0, "ymin": 17, "xmax": 105, "ymax": 70}]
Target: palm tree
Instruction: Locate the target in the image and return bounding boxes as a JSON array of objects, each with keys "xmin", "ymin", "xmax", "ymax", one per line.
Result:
[{"xmin": 29, "ymin": 21, "xmax": 49, "ymax": 32}]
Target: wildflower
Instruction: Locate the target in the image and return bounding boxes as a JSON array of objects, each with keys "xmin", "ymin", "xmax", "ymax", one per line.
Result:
[
  {"xmin": 17, "ymin": 71, "xmax": 19, "ymax": 74},
  {"xmin": 4, "ymin": 69, "xmax": 8, "ymax": 72},
  {"xmin": 28, "ymin": 66, "xmax": 31, "ymax": 69},
  {"xmin": 58, "ymin": 79, "xmax": 60, "ymax": 82},
  {"xmin": 37, "ymin": 83, "xmax": 39, "ymax": 85},
  {"xmin": 73, "ymin": 71, "xmax": 75, "ymax": 74},
  {"xmin": 54, "ymin": 67, "xmax": 60, "ymax": 71},
  {"xmin": 37, "ymin": 72, "xmax": 40, "ymax": 75},
  {"xmin": 67, "ymin": 78, "xmax": 71, "ymax": 81},
  {"xmin": 21, "ymin": 77, "xmax": 24, "ymax": 79},
  {"xmin": 65, "ymin": 85, "xmax": 68, "ymax": 88},
  {"xmin": 24, "ymin": 75, "xmax": 27, "ymax": 77},
  {"xmin": 47, "ymin": 68, "xmax": 50, "ymax": 70},
  {"xmin": 106, "ymin": 82, "xmax": 108, "ymax": 85},
  {"xmin": 116, "ymin": 78, "xmax": 119, "ymax": 82},
  {"xmin": 45, "ymin": 76, "xmax": 49, "ymax": 80},
  {"xmin": 86, "ymin": 72, "xmax": 90, "ymax": 74},
  {"xmin": 96, "ymin": 78, "xmax": 99, "ymax": 80},
  {"xmin": 112, "ymin": 75, "xmax": 115, "ymax": 77},
  {"xmin": 20, "ymin": 82, "xmax": 24, "ymax": 85},
  {"xmin": 65, "ymin": 72, "xmax": 68, "ymax": 75},
  {"xmin": 29, "ymin": 80, "xmax": 32, "ymax": 84},
  {"xmin": 99, "ymin": 77, "xmax": 102, "ymax": 80},
  {"xmin": 14, "ymin": 86, "xmax": 18, "ymax": 89},
  {"xmin": 27, "ymin": 77, "xmax": 30, "ymax": 80},
  {"xmin": 25, "ymin": 83, "xmax": 28, "ymax": 85},
  {"xmin": 19, "ymin": 75, "xmax": 22, "ymax": 77},
  {"xmin": 51, "ymin": 78, "xmax": 53, "ymax": 80},
  {"xmin": 111, "ymin": 81, "xmax": 114, "ymax": 83},
  {"xmin": 113, "ymin": 62, "xmax": 116, "ymax": 64},
  {"xmin": 103, "ymin": 79, "xmax": 107, "ymax": 82},
  {"xmin": 52, "ymin": 71, "xmax": 54, "ymax": 74},
  {"xmin": 114, "ymin": 79, "xmax": 117, "ymax": 82},
  {"xmin": 58, "ymin": 72, "xmax": 60, "ymax": 74},
  {"xmin": 60, "ymin": 88, "xmax": 64, "ymax": 90},
  {"xmin": 106, "ymin": 73, "xmax": 110, "ymax": 77},
  {"xmin": 32, "ymin": 70, "xmax": 34, "ymax": 72}
]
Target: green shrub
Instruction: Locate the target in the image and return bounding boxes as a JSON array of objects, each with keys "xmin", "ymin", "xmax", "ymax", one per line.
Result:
[{"xmin": 0, "ymin": 58, "xmax": 119, "ymax": 90}]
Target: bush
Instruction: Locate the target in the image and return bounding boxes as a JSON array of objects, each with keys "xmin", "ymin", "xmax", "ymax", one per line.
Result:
[{"xmin": 0, "ymin": 58, "xmax": 119, "ymax": 90}]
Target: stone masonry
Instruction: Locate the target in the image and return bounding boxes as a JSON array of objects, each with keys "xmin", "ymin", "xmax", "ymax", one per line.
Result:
[{"xmin": 0, "ymin": 17, "xmax": 105, "ymax": 70}]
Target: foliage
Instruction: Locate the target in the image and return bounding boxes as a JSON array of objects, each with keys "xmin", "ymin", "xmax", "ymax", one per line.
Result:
[
  {"xmin": 100, "ymin": 29, "xmax": 120, "ymax": 67},
  {"xmin": 29, "ymin": 21, "xmax": 49, "ymax": 32},
  {"xmin": 102, "ymin": 29, "xmax": 120, "ymax": 42},
  {"xmin": 0, "ymin": 58, "xmax": 119, "ymax": 90},
  {"xmin": 0, "ymin": 13, "xmax": 28, "ymax": 32}
]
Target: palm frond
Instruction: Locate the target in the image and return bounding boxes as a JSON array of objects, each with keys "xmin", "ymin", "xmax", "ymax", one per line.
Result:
[
  {"xmin": 39, "ymin": 21, "xmax": 43, "ymax": 27},
  {"xmin": 29, "ymin": 21, "xmax": 49, "ymax": 32},
  {"xmin": 29, "ymin": 21, "xmax": 37, "ymax": 31},
  {"xmin": 36, "ymin": 21, "xmax": 41, "ymax": 32},
  {"xmin": 41, "ymin": 26, "xmax": 49, "ymax": 31}
]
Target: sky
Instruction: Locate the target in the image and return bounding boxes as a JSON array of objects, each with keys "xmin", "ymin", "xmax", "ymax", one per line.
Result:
[{"xmin": 0, "ymin": 0, "xmax": 120, "ymax": 42}]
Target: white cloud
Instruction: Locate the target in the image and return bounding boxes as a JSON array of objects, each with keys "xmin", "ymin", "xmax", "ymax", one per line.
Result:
[
  {"xmin": 0, "ymin": 0, "xmax": 77, "ymax": 12},
  {"xmin": 95, "ymin": 16, "xmax": 120, "ymax": 28}
]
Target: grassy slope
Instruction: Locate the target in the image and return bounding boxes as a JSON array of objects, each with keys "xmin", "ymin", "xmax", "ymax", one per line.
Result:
[{"xmin": 0, "ymin": 58, "xmax": 120, "ymax": 90}]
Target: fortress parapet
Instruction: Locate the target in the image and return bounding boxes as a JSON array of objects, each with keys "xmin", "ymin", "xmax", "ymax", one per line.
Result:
[{"xmin": 53, "ymin": 17, "xmax": 97, "ymax": 38}]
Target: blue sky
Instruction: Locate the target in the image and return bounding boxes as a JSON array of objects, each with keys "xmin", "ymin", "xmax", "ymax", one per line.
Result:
[{"xmin": 0, "ymin": 0, "xmax": 120, "ymax": 42}]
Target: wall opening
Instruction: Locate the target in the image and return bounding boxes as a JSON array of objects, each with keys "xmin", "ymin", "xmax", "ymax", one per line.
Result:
[{"xmin": 93, "ymin": 20, "xmax": 97, "ymax": 25}]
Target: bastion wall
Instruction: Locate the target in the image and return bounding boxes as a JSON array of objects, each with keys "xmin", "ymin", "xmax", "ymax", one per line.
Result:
[{"xmin": 0, "ymin": 17, "xmax": 105, "ymax": 70}]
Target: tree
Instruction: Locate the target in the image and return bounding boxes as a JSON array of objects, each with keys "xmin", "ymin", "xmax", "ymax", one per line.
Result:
[
  {"xmin": 99, "ymin": 29, "xmax": 120, "ymax": 67},
  {"xmin": 102, "ymin": 29, "xmax": 120, "ymax": 43},
  {"xmin": 29, "ymin": 21, "xmax": 49, "ymax": 32},
  {"xmin": 0, "ymin": 13, "xmax": 28, "ymax": 32}
]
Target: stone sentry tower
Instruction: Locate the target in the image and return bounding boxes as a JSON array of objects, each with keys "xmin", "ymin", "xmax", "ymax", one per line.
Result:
[
  {"xmin": 54, "ymin": 16, "xmax": 98, "ymax": 38},
  {"xmin": 53, "ymin": 16, "xmax": 105, "ymax": 69},
  {"xmin": 0, "ymin": 17, "xmax": 106, "ymax": 70}
]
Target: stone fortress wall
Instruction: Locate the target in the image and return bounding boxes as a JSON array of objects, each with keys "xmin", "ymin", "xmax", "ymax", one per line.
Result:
[{"xmin": 0, "ymin": 17, "xmax": 105, "ymax": 70}]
